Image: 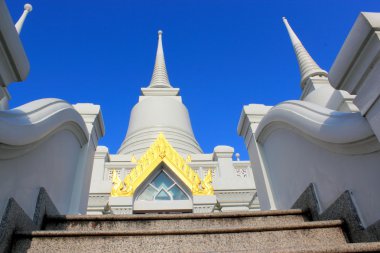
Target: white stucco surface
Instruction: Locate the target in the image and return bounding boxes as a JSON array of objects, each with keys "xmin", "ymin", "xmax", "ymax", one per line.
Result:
[
  {"xmin": 261, "ymin": 128, "xmax": 380, "ymax": 226},
  {"xmin": 0, "ymin": 130, "xmax": 82, "ymax": 218},
  {"xmin": 0, "ymin": 99, "xmax": 104, "ymax": 219},
  {"xmin": 239, "ymin": 100, "xmax": 380, "ymax": 226},
  {"xmin": 118, "ymin": 95, "xmax": 202, "ymax": 156}
]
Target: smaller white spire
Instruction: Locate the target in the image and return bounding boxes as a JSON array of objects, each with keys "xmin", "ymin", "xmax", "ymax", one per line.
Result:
[
  {"xmin": 283, "ymin": 17, "xmax": 327, "ymax": 88},
  {"xmin": 148, "ymin": 30, "xmax": 172, "ymax": 88},
  {"xmin": 15, "ymin": 3, "xmax": 33, "ymax": 34}
]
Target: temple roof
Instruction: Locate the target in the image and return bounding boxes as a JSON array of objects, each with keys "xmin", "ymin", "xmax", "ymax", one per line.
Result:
[{"xmin": 112, "ymin": 133, "xmax": 213, "ymax": 197}]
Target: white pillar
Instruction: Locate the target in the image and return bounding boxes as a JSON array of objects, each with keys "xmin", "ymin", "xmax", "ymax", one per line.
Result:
[{"xmin": 69, "ymin": 103, "xmax": 105, "ymax": 214}]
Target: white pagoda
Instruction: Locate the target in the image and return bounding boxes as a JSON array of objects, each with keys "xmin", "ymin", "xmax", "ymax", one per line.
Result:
[{"xmin": 87, "ymin": 31, "xmax": 259, "ymax": 214}]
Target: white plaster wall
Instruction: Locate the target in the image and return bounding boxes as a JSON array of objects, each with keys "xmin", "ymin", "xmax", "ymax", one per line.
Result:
[
  {"xmin": 89, "ymin": 147, "xmax": 111, "ymax": 194},
  {"xmin": 239, "ymin": 101, "xmax": 380, "ymax": 223},
  {"xmin": 260, "ymin": 128, "xmax": 380, "ymax": 226},
  {"xmin": 88, "ymin": 146, "xmax": 258, "ymax": 213},
  {"xmin": 237, "ymin": 104, "xmax": 275, "ymax": 210},
  {"xmin": 0, "ymin": 99, "xmax": 104, "ymax": 219},
  {"xmin": 244, "ymin": 132, "xmax": 274, "ymax": 210},
  {"xmin": 0, "ymin": 130, "xmax": 82, "ymax": 219},
  {"xmin": 70, "ymin": 103, "xmax": 105, "ymax": 214}
]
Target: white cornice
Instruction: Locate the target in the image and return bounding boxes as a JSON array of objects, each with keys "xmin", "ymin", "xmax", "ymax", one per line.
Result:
[
  {"xmin": 0, "ymin": 98, "xmax": 88, "ymax": 159},
  {"xmin": 255, "ymin": 100, "xmax": 380, "ymax": 154}
]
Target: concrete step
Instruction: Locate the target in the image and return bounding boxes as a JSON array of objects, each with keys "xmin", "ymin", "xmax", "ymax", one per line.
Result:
[
  {"xmin": 13, "ymin": 220, "xmax": 347, "ymax": 253},
  {"xmin": 271, "ymin": 242, "xmax": 380, "ymax": 253},
  {"xmin": 44, "ymin": 209, "xmax": 307, "ymax": 232}
]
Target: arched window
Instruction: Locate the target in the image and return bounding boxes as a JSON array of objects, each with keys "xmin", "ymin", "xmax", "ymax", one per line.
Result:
[{"xmin": 137, "ymin": 171, "xmax": 189, "ymax": 201}]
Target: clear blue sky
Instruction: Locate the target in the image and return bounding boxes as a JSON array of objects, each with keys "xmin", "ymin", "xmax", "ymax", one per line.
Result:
[{"xmin": 6, "ymin": 0, "xmax": 380, "ymax": 159}]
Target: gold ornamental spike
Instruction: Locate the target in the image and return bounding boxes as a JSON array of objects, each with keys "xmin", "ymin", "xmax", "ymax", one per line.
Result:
[{"xmin": 131, "ymin": 154, "xmax": 137, "ymax": 163}]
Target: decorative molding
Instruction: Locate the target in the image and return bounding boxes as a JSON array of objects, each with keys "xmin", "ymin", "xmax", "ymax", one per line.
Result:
[
  {"xmin": 215, "ymin": 190, "xmax": 256, "ymax": 207},
  {"xmin": 292, "ymin": 183, "xmax": 380, "ymax": 243},
  {"xmin": 329, "ymin": 12, "xmax": 380, "ymax": 93},
  {"xmin": 237, "ymin": 104, "xmax": 272, "ymax": 137},
  {"xmin": 0, "ymin": 98, "xmax": 88, "ymax": 159},
  {"xmin": 88, "ymin": 194, "xmax": 109, "ymax": 206},
  {"xmin": 256, "ymin": 100, "xmax": 380, "ymax": 154},
  {"xmin": 112, "ymin": 208, "xmax": 133, "ymax": 215},
  {"xmin": 119, "ymin": 126, "xmax": 203, "ymax": 155},
  {"xmin": 109, "ymin": 196, "xmax": 133, "ymax": 215},
  {"xmin": 193, "ymin": 205, "xmax": 215, "ymax": 213},
  {"xmin": 193, "ymin": 195, "xmax": 217, "ymax": 213},
  {"xmin": 111, "ymin": 133, "xmax": 214, "ymax": 197},
  {"xmin": 141, "ymin": 88, "xmax": 179, "ymax": 96},
  {"xmin": 73, "ymin": 103, "xmax": 105, "ymax": 150}
]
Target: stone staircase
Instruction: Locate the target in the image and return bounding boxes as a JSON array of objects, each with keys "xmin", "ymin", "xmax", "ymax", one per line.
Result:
[{"xmin": 11, "ymin": 209, "xmax": 380, "ymax": 253}]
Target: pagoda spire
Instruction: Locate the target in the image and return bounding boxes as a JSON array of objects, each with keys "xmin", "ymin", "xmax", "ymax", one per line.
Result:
[
  {"xmin": 282, "ymin": 17, "xmax": 327, "ymax": 88},
  {"xmin": 15, "ymin": 3, "xmax": 33, "ymax": 34},
  {"xmin": 148, "ymin": 30, "xmax": 172, "ymax": 88}
]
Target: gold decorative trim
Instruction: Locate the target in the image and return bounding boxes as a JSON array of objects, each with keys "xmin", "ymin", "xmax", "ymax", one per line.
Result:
[{"xmin": 111, "ymin": 133, "xmax": 214, "ymax": 197}]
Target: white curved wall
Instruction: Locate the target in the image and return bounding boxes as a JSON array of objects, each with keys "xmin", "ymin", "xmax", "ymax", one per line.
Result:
[
  {"xmin": 260, "ymin": 127, "xmax": 380, "ymax": 226},
  {"xmin": 239, "ymin": 101, "xmax": 380, "ymax": 227},
  {"xmin": 0, "ymin": 99, "xmax": 104, "ymax": 219},
  {"xmin": 0, "ymin": 130, "xmax": 82, "ymax": 218}
]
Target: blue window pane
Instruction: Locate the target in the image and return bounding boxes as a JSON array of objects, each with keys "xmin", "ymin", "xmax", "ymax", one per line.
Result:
[
  {"xmin": 151, "ymin": 171, "xmax": 174, "ymax": 189},
  {"xmin": 138, "ymin": 185, "xmax": 157, "ymax": 201},
  {"xmin": 155, "ymin": 189, "xmax": 171, "ymax": 200},
  {"xmin": 169, "ymin": 185, "xmax": 189, "ymax": 200}
]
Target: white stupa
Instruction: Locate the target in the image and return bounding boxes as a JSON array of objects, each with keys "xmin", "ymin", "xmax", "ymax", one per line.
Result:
[
  {"xmin": 88, "ymin": 31, "xmax": 258, "ymax": 215},
  {"xmin": 118, "ymin": 31, "xmax": 202, "ymax": 157}
]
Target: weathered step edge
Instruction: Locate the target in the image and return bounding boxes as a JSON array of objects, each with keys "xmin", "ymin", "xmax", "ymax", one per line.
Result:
[
  {"xmin": 46, "ymin": 209, "xmax": 306, "ymax": 221},
  {"xmin": 16, "ymin": 220, "xmax": 344, "ymax": 237},
  {"xmin": 274, "ymin": 242, "xmax": 380, "ymax": 253},
  {"xmin": 0, "ymin": 188, "xmax": 59, "ymax": 253},
  {"xmin": 293, "ymin": 183, "xmax": 380, "ymax": 242}
]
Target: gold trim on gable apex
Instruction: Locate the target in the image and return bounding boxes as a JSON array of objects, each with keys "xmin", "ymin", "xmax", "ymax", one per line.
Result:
[{"xmin": 111, "ymin": 133, "xmax": 214, "ymax": 197}]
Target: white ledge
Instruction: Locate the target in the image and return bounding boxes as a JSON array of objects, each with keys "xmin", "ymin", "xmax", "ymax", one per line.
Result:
[
  {"xmin": 0, "ymin": 98, "xmax": 88, "ymax": 158},
  {"xmin": 255, "ymin": 100, "xmax": 380, "ymax": 154}
]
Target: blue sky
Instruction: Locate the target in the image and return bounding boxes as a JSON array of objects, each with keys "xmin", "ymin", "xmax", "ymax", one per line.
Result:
[{"xmin": 6, "ymin": 0, "xmax": 380, "ymax": 159}]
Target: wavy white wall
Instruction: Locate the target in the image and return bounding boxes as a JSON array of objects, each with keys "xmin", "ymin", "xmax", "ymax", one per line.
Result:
[
  {"xmin": 239, "ymin": 101, "xmax": 380, "ymax": 227},
  {"xmin": 0, "ymin": 99, "xmax": 104, "ymax": 219}
]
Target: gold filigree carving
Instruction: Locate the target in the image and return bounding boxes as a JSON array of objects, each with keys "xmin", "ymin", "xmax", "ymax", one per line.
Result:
[
  {"xmin": 110, "ymin": 133, "xmax": 214, "ymax": 197},
  {"xmin": 201, "ymin": 169, "xmax": 214, "ymax": 195},
  {"xmin": 186, "ymin": 155, "xmax": 192, "ymax": 163},
  {"xmin": 131, "ymin": 154, "xmax": 137, "ymax": 163},
  {"xmin": 111, "ymin": 170, "xmax": 132, "ymax": 197}
]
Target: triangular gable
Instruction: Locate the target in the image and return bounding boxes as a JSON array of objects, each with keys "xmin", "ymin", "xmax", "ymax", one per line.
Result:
[{"xmin": 111, "ymin": 133, "xmax": 214, "ymax": 197}]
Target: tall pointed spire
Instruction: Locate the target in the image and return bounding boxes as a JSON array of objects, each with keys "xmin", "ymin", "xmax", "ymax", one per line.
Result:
[
  {"xmin": 15, "ymin": 3, "xmax": 33, "ymax": 34},
  {"xmin": 148, "ymin": 30, "xmax": 172, "ymax": 88},
  {"xmin": 283, "ymin": 17, "xmax": 327, "ymax": 88}
]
